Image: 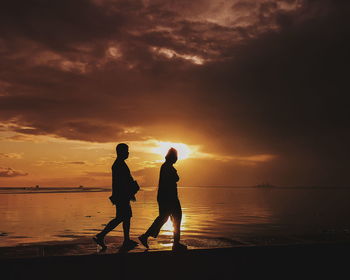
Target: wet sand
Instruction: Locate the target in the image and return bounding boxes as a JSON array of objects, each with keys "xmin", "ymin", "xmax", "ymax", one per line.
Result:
[
  {"xmin": 1, "ymin": 242, "xmax": 349, "ymax": 280},
  {"xmin": 2, "ymin": 230, "xmax": 350, "ymax": 259}
]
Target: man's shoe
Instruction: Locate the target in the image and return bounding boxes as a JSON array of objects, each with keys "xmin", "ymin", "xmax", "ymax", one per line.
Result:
[
  {"xmin": 138, "ymin": 234, "xmax": 149, "ymax": 249},
  {"xmin": 93, "ymin": 235, "xmax": 107, "ymax": 250},
  {"xmin": 172, "ymin": 242, "xmax": 187, "ymax": 251}
]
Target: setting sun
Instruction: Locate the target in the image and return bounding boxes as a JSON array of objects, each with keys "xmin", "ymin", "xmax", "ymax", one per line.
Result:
[{"xmin": 152, "ymin": 141, "xmax": 192, "ymax": 160}]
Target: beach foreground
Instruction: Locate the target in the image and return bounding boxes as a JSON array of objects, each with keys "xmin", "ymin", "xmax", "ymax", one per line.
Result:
[{"xmin": 1, "ymin": 243, "xmax": 349, "ymax": 280}]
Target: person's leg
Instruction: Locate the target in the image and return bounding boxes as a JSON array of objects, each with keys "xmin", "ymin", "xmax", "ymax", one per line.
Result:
[
  {"xmin": 121, "ymin": 217, "xmax": 138, "ymax": 248},
  {"xmin": 145, "ymin": 202, "xmax": 170, "ymax": 238},
  {"xmin": 172, "ymin": 199, "xmax": 187, "ymax": 250},
  {"xmin": 139, "ymin": 214, "xmax": 169, "ymax": 249},
  {"xmin": 98, "ymin": 216, "xmax": 123, "ymax": 238},
  {"xmin": 172, "ymin": 200, "xmax": 182, "ymax": 244},
  {"xmin": 139, "ymin": 203, "xmax": 169, "ymax": 248},
  {"xmin": 121, "ymin": 202, "xmax": 138, "ymax": 246},
  {"xmin": 93, "ymin": 206, "xmax": 122, "ymax": 249},
  {"xmin": 97, "ymin": 205, "xmax": 121, "ymax": 238},
  {"xmin": 122, "ymin": 218, "xmax": 130, "ymax": 241},
  {"xmin": 145, "ymin": 214, "xmax": 169, "ymax": 238}
]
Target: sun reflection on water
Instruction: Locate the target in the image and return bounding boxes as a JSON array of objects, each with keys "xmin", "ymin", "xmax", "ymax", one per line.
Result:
[
  {"xmin": 0, "ymin": 187, "xmax": 281, "ymax": 248},
  {"xmin": 160, "ymin": 213, "xmax": 187, "ymax": 236}
]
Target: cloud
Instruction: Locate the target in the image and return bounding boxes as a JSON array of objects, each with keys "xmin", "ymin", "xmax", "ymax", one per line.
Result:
[
  {"xmin": 229, "ymin": 154, "xmax": 277, "ymax": 166},
  {"xmin": 1, "ymin": 0, "xmax": 345, "ymax": 146},
  {"xmin": 3, "ymin": 134, "xmax": 41, "ymax": 142},
  {"xmin": 0, "ymin": 153, "xmax": 22, "ymax": 159},
  {"xmin": 0, "ymin": 0, "xmax": 349, "ymax": 186},
  {"xmin": 35, "ymin": 161, "xmax": 87, "ymax": 167},
  {"xmin": 0, "ymin": 0, "xmax": 126, "ymax": 50},
  {"xmin": 84, "ymin": 171, "xmax": 110, "ymax": 177},
  {"xmin": 0, "ymin": 167, "xmax": 28, "ymax": 177},
  {"xmin": 67, "ymin": 161, "xmax": 86, "ymax": 165}
]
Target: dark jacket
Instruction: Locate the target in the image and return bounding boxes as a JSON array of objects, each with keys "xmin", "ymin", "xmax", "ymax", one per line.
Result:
[
  {"xmin": 157, "ymin": 162, "xmax": 179, "ymax": 203},
  {"xmin": 111, "ymin": 159, "xmax": 134, "ymax": 204}
]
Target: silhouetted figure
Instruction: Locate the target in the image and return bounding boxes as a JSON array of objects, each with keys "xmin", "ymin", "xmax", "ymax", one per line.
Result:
[
  {"xmin": 93, "ymin": 143, "xmax": 138, "ymax": 250},
  {"xmin": 139, "ymin": 148, "xmax": 187, "ymax": 251}
]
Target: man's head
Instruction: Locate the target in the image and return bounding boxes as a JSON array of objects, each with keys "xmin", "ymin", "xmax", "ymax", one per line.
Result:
[
  {"xmin": 165, "ymin": 147, "xmax": 178, "ymax": 164},
  {"xmin": 116, "ymin": 143, "xmax": 129, "ymax": 160}
]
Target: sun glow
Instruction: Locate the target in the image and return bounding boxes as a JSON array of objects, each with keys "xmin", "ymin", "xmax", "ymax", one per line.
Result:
[{"xmin": 152, "ymin": 141, "xmax": 192, "ymax": 160}]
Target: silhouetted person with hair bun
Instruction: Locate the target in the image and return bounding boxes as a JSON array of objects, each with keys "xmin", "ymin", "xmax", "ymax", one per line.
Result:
[
  {"xmin": 93, "ymin": 143, "xmax": 139, "ymax": 250},
  {"xmin": 139, "ymin": 147, "xmax": 187, "ymax": 251}
]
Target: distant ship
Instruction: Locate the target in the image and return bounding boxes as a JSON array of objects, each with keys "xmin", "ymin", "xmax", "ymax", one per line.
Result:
[{"xmin": 255, "ymin": 182, "xmax": 276, "ymax": 188}]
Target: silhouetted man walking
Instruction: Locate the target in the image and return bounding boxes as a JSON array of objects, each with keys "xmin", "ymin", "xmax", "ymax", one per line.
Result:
[
  {"xmin": 139, "ymin": 148, "xmax": 187, "ymax": 251},
  {"xmin": 93, "ymin": 143, "xmax": 138, "ymax": 250}
]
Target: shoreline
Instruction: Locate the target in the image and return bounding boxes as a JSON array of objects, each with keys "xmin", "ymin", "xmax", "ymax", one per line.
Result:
[
  {"xmin": 2, "ymin": 231, "xmax": 350, "ymax": 260},
  {"xmin": 1, "ymin": 243, "xmax": 349, "ymax": 279}
]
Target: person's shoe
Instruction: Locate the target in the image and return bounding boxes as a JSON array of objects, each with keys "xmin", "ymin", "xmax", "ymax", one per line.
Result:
[
  {"xmin": 172, "ymin": 242, "xmax": 187, "ymax": 251},
  {"xmin": 138, "ymin": 234, "xmax": 149, "ymax": 249},
  {"xmin": 93, "ymin": 234, "xmax": 107, "ymax": 250},
  {"xmin": 128, "ymin": 239, "xmax": 139, "ymax": 246},
  {"xmin": 121, "ymin": 239, "xmax": 138, "ymax": 250}
]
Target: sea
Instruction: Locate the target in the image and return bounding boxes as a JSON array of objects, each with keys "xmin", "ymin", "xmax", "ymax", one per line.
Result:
[{"xmin": 1, "ymin": 186, "xmax": 350, "ymax": 258}]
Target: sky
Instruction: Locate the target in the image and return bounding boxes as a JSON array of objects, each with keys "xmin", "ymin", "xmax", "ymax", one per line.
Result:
[{"xmin": 0, "ymin": 0, "xmax": 349, "ymax": 188}]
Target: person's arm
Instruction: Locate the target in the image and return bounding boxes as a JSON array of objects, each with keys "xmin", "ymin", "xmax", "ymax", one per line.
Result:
[
  {"xmin": 173, "ymin": 167, "xmax": 180, "ymax": 182},
  {"xmin": 116, "ymin": 163, "xmax": 137, "ymax": 201},
  {"xmin": 110, "ymin": 167, "xmax": 118, "ymax": 204},
  {"xmin": 110, "ymin": 162, "xmax": 129, "ymax": 203},
  {"xmin": 127, "ymin": 169, "xmax": 134, "ymax": 186}
]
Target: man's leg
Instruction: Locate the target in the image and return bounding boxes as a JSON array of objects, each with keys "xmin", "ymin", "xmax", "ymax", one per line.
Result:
[
  {"xmin": 122, "ymin": 218, "xmax": 130, "ymax": 241},
  {"xmin": 94, "ymin": 213, "xmax": 123, "ymax": 249},
  {"xmin": 98, "ymin": 216, "xmax": 123, "ymax": 238},
  {"xmin": 120, "ymin": 202, "xmax": 138, "ymax": 248}
]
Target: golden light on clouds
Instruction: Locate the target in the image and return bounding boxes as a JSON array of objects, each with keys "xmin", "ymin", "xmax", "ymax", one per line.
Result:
[
  {"xmin": 0, "ymin": 0, "xmax": 346, "ymax": 188},
  {"xmin": 0, "ymin": 124, "xmax": 278, "ymax": 187},
  {"xmin": 151, "ymin": 47, "xmax": 205, "ymax": 65}
]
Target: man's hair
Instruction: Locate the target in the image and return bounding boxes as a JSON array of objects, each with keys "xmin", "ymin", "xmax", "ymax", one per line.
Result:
[
  {"xmin": 165, "ymin": 147, "xmax": 178, "ymax": 160},
  {"xmin": 116, "ymin": 143, "xmax": 129, "ymax": 155}
]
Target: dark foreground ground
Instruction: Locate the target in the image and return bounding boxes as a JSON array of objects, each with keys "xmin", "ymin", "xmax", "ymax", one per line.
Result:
[{"xmin": 1, "ymin": 243, "xmax": 349, "ymax": 280}]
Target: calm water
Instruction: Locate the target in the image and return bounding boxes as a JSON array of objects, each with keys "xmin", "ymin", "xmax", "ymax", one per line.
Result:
[{"xmin": 1, "ymin": 187, "xmax": 350, "ymax": 252}]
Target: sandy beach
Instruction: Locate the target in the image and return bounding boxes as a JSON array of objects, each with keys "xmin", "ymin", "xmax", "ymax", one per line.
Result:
[{"xmin": 1, "ymin": 242, "xmax": 349, "ymax": 280}]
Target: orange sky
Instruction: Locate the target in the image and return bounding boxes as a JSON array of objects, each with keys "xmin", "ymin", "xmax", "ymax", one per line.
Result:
[
  {"xmin": 0, "ymin": 0, "xmax": 349, "ymax": 188},
  {"xmin": 0, "ymin": 131, "xmax": 277, "ymax": 187}
]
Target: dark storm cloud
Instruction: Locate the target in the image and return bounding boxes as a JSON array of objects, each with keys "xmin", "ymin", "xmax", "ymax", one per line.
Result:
[
  {"xmin": 0, "ymin": 0, "xmax": 349, "ymax": 185},
  {"xmin": 0, "ymin": 0, "xmax": 125, "ymax": 50},
  {"xmin": 191, "ymin": 0, "xmax": 349, "ymax": 146}
]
